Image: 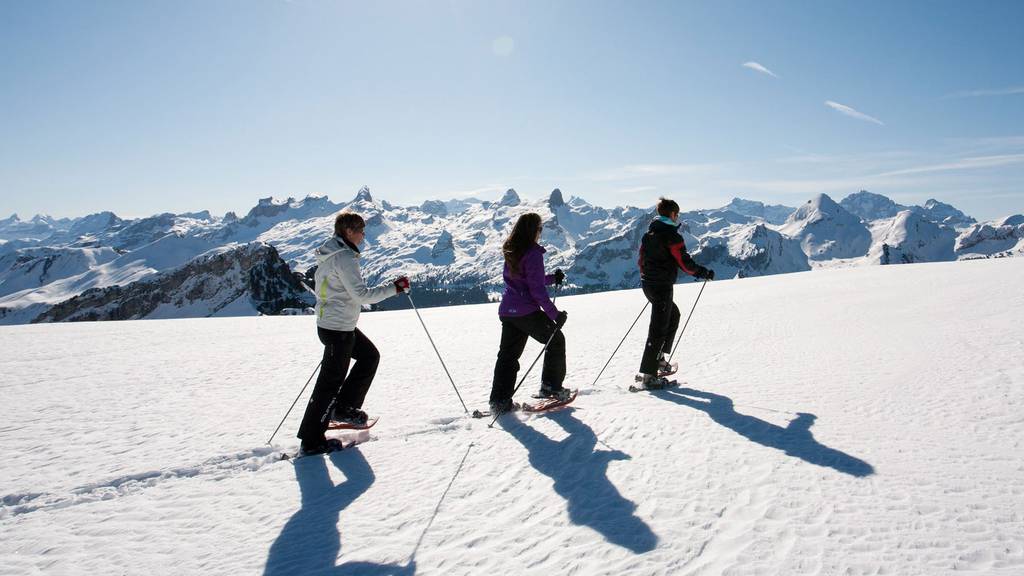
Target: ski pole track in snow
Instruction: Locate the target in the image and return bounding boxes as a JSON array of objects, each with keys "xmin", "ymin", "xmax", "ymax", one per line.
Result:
[
  {"xmin": 1, "ymin": 406, "xmax": 623, "ymax": 521},
  {"xmin": 1, "ymin": 446, "xmax": 287, "ymax": 518}
]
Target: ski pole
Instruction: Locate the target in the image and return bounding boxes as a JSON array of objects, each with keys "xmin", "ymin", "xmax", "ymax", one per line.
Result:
[
  {"xmin": 407, "ymin": 291, "xmax": 469, "ymax": 414},
  {"xmin": 588, "ymin": 300, "xmax": 650, "ymax": 388},
  {"xmin": 488, "ymin": 287, "xmax": 560, "ymax": 428},
  {"xmin": 668, "ymin": 279, "xmax": 708, "ymax": 364},
  {"xmin": 266, "ymin": 360, "xmax": 322, "ymax": 445}
]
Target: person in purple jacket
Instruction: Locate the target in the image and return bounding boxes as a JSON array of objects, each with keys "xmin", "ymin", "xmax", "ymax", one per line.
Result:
[{"xmin": 489, "ymin": 212, "xmax": 570, "ymax": 414}]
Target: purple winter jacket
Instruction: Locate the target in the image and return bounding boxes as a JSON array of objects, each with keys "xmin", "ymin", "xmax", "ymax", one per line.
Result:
[{"xmin": 497, "ymin": 243, "xmax": 559, "ymax": 321}]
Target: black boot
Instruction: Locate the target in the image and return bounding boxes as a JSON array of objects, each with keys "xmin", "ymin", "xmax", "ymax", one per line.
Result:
[
  {"xmin": 300, "ymin": 437, "xmax": 345, "ymax": 456},
  {"xmin": 489, "ymin": 399, "xmax": 521, "ymax": 415},
  {"xmin": 331, "ymin": 405, "xmax": 368, "ymax": 426},
  {"xmin": 537, "ymin": 382, "xmax": 572, "ymax": 401}
]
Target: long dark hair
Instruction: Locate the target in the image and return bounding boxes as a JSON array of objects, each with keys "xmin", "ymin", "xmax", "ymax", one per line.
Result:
[{"xmin": 502, "ymin": 212, "xmax": 543, "ymax": 277}]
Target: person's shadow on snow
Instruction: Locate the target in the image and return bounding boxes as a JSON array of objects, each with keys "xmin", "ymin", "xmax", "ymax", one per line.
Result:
[
  {"xmin": 264, "ymin": 448, "xmax": 415, "ymax": 576},
  {"xmin": 503, "ymin": 409, "xmax": 659, "ymax": 554},
  {"xmin": 657, "ymin": 387, "xmax": 874, "ymax": 477}
]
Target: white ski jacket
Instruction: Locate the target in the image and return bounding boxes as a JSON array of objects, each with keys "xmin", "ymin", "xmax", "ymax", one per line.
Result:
[{"xmin": 314, "ymin": 236, "xmax": 395, "ymax": 331}]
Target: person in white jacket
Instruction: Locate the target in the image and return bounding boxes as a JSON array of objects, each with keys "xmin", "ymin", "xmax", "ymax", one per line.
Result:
[{"xmin": 297, "ymin": 211, "xmax": 410, "ymax": 454}]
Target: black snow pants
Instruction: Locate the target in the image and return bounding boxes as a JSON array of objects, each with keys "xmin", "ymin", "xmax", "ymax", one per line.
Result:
[
  {"xmin": 297, "ymin": 326, "xmax": 380, "ymax": 443},
  {"xmin": 639, "ymin": 282, "xmax": 680, "ymax": 375},
  {"xmin": 490, "ymin": 311, "xmax": 566, "ymax": 404}
]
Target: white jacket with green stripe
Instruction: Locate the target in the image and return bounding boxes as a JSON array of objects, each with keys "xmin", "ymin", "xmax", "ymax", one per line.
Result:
[{"xmin": 314, "ymin": 236, "xmax": 396, "ymax": 331}]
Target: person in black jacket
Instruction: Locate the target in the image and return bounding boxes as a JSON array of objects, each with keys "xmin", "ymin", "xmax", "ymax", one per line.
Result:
[{"xmin": 636, "ymin": 198, "xmax": 714, "ymax": 388}]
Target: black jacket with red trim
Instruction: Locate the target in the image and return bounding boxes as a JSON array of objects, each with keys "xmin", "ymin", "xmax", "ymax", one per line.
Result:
[{"xmin": 638, "ymin": 218, "xmax": 702, "ymax": 285}]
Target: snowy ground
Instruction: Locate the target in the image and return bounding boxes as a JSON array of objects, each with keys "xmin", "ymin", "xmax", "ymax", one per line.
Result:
[{"xmin": 2, "ymin": 258, "xmax": 1023, "ymax": 575}]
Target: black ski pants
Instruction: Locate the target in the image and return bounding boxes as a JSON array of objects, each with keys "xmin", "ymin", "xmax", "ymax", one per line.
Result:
[
  {"xmin": 490, "ymin": 311, "xmax": 566, "ymax": 404},
  {"xmin": 297, "ymin": 326, "xmax": 379, "ymax": 443},
  {"xmin": 640, "ymin": 282, "xmax": 680, "ymax": 375}
]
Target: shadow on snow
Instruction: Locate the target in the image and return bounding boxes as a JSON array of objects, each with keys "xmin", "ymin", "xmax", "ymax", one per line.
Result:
[
  {"xmin": 264, "ymin": 448, "xmax": 415, "ymax": 575},
  {"xmin": 655, "ymin": 387, "xmax": 875, "ymax": 477},
  {"xmin": 503, "ymin": 408, "xmax": 659, "ymax": 554}
]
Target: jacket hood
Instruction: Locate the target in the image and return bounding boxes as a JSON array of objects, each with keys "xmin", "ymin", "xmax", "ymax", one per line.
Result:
[
  {"xmin": 648, "ymin": 218, "xmax": 680, "ymax": 233},
  {"xmin": 317, "ymin": 235, "xmax": 359, "ymax": 261}
]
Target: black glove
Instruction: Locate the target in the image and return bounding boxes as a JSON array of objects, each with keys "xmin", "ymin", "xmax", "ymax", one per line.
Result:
[
  {"xmin": 696, "ymin": 267, "xmax": 714, "ymax": 281},
  {"xmin": 554, "ymin": 269, "xmax": 565, "ymax": 286},
  {"xmin": 555, "ymin": 310, "xmax": 568, "ymax": 328}
]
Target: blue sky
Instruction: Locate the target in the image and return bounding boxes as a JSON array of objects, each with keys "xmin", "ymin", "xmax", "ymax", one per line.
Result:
[{"xmin": 2, "ymin": 0, "xmax": 1023, "ymax": 220}]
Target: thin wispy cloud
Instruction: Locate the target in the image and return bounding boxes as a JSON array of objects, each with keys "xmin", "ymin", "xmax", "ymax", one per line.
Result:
[
  {"xmin": 720, "ymin": 149, "xmax": 1024, "ymax": 197},
  {"xmin": 742, "ymin": 61, "xmax": 779, "ymax": 78},
  {"xmin": 616, "ymin": 186, "xmax": 658, "ymax": 195},
  {"xmin": 943, "ymin": 86, "xmax": 1024, "ymax": 99},
  {"xmin": 588, "ymin": 163, "xmax": 721, "ymax": 182},
  {"xmin": 824, "ymin": 100, "xmax": 885, "ymax": 126},
  {"xmin": 718, "ymin": 176, "xmax": 903, "ymax": 196},
  {"xmin": 942, "ymin": 136, "xmax": 1024, "ymax": 155},
  {"xmin": 874, "ymin": 153, "xmax": 1024, "ymax": 177},
  {"xmin": 774, "ymin": 149, "xmax": 917, "ymax": 166}
]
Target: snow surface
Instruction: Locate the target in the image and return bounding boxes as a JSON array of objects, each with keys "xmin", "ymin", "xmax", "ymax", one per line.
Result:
[{"xmin": 2, "ymin": 259, "xmax": 1024, "ymax": 575}]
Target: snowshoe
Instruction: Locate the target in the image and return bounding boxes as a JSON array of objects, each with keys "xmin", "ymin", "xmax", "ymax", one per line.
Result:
[
  {"xmin": 523, "ymin": 389, "xmax": 578, "ymax": 413},
  {"xmin": 327, "ymin": 415, "xmax": 379, "ymax": 430},
  {"xmin": 298, "ymin": 438, "xmax": 346, "ymax": 457},
  {"xmin": 629, "ymin": 374, "xmax": 678, "ymax": 393},
  {"xmin": 657, "ymin": 357, "xmax": 678, "ymax": 378},
  {"xmin": 473, "ymin": 400, "xmax": 521, "ymax": 419}
]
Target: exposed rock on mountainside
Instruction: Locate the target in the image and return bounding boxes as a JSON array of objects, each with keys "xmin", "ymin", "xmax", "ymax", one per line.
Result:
[{"xmin": 33, "ymin": 243, "xmax": 313, "ymax": 322}]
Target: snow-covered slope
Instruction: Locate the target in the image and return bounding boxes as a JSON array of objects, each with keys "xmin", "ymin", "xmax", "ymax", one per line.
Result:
[
  {"xmin": 32, "ymin": 242, "xmax": 313, "ymax": 322},
  {"xmin": 696, "ymin": 223, "xmax": 812, "ymax": 278},
  {"xmin": 3, "ymin": 258, "xmax": 1023, "ymax": 575},
  {"xmin": 913, "ymin": 199, "xmax": 976, "ymax": 229},
  {"xmin": 0, "ymin": 232, "xmax": 229, "ymax": 324},
  {"xmin": 779, "ymin": 194, "xmax": 873, "ymax": 260},
  {"xmin": 867, "ymin": 210, "xmax": 957, "ymax": 265},
  {"xmin": 0, "ymin": 246, "xmax": 120, "ymax": 298},
  {"xmin": 955, "ymin": 215, "xmax": 1024, "ymax": 259}
]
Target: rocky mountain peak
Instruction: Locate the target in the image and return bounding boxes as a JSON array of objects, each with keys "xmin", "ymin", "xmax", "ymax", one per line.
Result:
[
  {"xmin": 421, "ymin": 200, "xmax": 448, "ymax": 216},
  {"xmin": 789, "ymin": 193, "xmax": 843, "ymax": 224},
  {"xmin": 915, "ymin": 199, "xmax": 975, "ymax": 227},
  {"xmin": 354, "ymin": 186, "xmax": 374, "ymax": 203},
  {"xmin": 840, "ymin": 190, "xmax": 905, "ymax": 221},
  {"xmin": 499, "ymin": 189, "xmax": 521, "ymax": 207},
  {"xmin": 548, "ymin": 188, "xmax": 565, "ymax": 209}
]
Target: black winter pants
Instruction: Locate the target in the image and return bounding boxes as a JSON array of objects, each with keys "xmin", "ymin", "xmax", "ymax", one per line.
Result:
[
  {"xmin": 640, "ymin": 282, "xmax": 680, "ymax": 375},
  {"xmin": 490, "ymin": 312, "xmax": 566, "ymax": 404},
  {"xmin": 297, "ymin": 327, "xmax": 380, "ymax": 443}
]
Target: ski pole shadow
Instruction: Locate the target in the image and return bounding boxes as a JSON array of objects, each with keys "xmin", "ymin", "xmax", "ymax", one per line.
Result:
[
  {"xmin": 656, "ymin": 387, "xmax": 875, "ymax": 477},
  {"xmin": 264, "ymin": 448, "xmax": 415, "ymax": 576},
  {"xmin": 503, "ymin": 409, "xmax": 659, "ymax": 554}
]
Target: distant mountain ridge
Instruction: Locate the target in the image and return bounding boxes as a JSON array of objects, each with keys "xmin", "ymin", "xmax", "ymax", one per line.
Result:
[{"xmin": 1, "ymin": 188, "xmax": 1020, "ymax": 324}]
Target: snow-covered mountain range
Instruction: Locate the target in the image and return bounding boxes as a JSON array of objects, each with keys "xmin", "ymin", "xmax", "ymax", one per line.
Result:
[{"xmin": 1, "ymin": 187, "xmax": 1021, "ymax": 324}]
